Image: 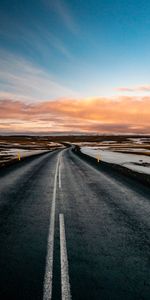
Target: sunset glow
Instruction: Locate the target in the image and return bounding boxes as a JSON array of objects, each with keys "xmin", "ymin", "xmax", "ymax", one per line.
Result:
[{"xmin": 0, "ymin": 96, "xmax": 149, "ymax": 134}]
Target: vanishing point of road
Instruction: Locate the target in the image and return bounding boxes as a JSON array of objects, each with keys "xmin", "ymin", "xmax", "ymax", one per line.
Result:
[{"xmin": 0, "ymin": 148, "xmax": 149, "ymax": 300}]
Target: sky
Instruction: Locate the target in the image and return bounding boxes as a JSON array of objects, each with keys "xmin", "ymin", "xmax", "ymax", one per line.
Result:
[{"xmin": 0, "ymin": 0, "xmax": 150, "ymax": 134}]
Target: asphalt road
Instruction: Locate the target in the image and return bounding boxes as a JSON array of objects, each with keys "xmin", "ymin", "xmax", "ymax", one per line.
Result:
[{"xmin": 0, "ymin": 148, "xmax": 150, "ymax": 300}]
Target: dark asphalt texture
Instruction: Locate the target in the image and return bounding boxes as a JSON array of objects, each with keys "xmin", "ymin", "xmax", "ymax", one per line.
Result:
[{"xmin": 0, "ymin": 148, "xmax": 150, "ymax": 300}]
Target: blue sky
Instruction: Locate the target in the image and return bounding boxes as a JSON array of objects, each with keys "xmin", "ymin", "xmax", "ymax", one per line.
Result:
[{"xmin": 1, "ymin": 0, "xmax": 150, "ymax": 101}]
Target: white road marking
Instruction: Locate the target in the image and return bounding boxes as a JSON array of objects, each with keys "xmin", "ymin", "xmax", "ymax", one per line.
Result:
[
  {"xmin": 59, "ymin": 214, "xmax": 71, "ymax": 300},
  {"xmin": 43, "ymin": 153, "xmax": 61, "ymax": 300},
  {"xmin": 59, "ymin": 153, "xmax": 62, "ymax": 189}
]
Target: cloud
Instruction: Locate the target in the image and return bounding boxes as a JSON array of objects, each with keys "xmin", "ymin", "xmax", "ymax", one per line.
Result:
[
  {"xmin": 20, "ymin": 24, "xmax": 73, "ymax": 60},
  {"xmin": 117, "ymin": 85, "xmax": 150, "ymax": 92},
  {"xmin": 0, "ymin": 96, "xmax": 150, "ymax": 133},
  {"xmin": 45, "ymin": 0, "xmax": 78, "ymax": 35},
  {"xmin": 0, "ymin": 51, "xmax": 76, "ymax": 101},
  {"xmin": 0, "ymin": 8, "xmax": 73, "ymax": 60},
  {"xmin": 38, "ymin": 28, "xmax": 73, "ymax": 60}
]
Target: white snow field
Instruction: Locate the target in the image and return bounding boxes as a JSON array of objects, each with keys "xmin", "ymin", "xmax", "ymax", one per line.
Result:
[
  {"xmin": 81, "ymin": 147, "xmax": 150, "ymax": 175},
  {"xmin": 0, "ymin": 148, "xmax": 48, "ymax": 162}
]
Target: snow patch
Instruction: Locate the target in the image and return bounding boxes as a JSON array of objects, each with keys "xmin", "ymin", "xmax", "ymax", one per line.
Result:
[{"xmin": 81, "ymin": 147, "xmax": 150, "ymax": 175}]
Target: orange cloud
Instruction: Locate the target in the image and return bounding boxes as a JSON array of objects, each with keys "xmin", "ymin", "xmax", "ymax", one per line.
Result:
[
  {"xmin": 0, "ymin": 96, "xmax": 150, "ymax": 133},
  {"xmin": 117, "ymin": 85, "xmax": 150, "ymax": 92}
]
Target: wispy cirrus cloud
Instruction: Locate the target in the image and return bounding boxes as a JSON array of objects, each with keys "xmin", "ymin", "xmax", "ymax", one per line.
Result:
[
  {"xmin": 0, "ymin": 51, "xmax": 77, "ymax": 102},
  {"xmin": 0, "ymin": 96, "xmax": 150, "ymax": 133},
  {"xmin": 36, "ymin": 27, "xmax": 73, "ymax": 60},
  {"xmin": 0, "ymin": 6, "xmax": 73, "ymax": 61},
  {"xmin": 44, "ymin": 0, "xmax": 79, "ymax": 35}
]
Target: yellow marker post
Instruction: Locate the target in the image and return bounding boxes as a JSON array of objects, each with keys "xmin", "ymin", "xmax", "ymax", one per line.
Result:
[
  {"xmin": 97, "ymin": 154, "xmax": 100, "ymax": 163},
  {"xmin": 18, "ymin": 152, "xmax": 21, "ymax": 161}
]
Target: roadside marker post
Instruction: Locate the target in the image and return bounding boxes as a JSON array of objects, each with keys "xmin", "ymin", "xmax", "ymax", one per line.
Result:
[
  {"xmin": 97, "ymin": 154, "xmax": 100, "ymax": 163},
  {"xmin": 18, "ymin": 152, "xmax": 21, "ymax": 161}
]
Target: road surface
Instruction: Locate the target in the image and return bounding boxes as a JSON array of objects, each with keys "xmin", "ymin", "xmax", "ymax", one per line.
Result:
[{"xmin": 0, "ymin": 148, "xmax": 149, "ymax": 300}]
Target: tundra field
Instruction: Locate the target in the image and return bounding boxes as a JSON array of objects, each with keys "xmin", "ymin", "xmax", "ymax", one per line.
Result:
[{"xmin": 0, "ymin": 135, "xmax": 150, "ymax": 175}]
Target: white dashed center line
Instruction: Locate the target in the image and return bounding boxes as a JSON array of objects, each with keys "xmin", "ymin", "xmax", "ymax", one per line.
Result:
[{"xmin": 59, "ymin": 213, "xmax": 71, "ymax": 300}]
